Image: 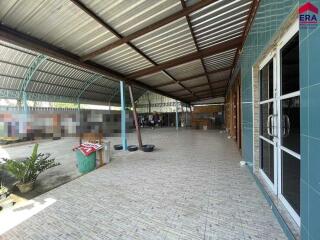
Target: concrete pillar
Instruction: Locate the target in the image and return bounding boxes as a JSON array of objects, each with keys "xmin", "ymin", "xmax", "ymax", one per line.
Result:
[{"xmin": 120, "ymin": 81, "xmax": 127, "ymax": 150}]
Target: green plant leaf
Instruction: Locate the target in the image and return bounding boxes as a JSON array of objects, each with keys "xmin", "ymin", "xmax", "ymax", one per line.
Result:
[{"xmin": 4, "ymin": 144, "xmax": 60, "ymax": 184}]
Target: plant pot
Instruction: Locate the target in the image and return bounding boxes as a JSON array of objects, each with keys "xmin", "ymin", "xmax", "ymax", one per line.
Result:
[{"xmin": 16, "ymin": 181, "xmax": 34, "ymax": 193}]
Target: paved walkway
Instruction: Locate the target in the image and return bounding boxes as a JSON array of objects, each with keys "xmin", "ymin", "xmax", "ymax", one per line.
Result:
[{"xmin": 1, "ymin": 129, "xmax": 286, "ymax": 240}]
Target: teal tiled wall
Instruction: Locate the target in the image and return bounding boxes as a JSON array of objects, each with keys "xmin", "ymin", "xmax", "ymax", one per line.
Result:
[
  {"xmin": 238, "ymin": 0, "xmax": 320, "ymax": 239},
  {"xmin": 240, "ymin": 0, "xmax": 298, "ymax": 166},
  {"xmin": 240, "ymin": 0, "xmax": 320, "ymax": 238},
  {"xmin": 299, "ymin": 0, "xmax": 320, "ymax": 239}
]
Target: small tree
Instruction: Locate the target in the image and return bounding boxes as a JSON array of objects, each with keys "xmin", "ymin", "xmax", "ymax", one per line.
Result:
[{"xmin": 4, "ymin": 144, "xmax": 60, "ymax": 184}]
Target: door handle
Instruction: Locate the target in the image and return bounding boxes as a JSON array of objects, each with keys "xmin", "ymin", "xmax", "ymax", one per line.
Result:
[
  {"xmin": 267, "ymin": 115, "xmax": 273, "ymax": 137},
  {"xmin": 283, "ymin": 114, "xmax": 291, "ymax": 137},
  {"xmin": 271, "ymin": 114, "xmax": 277, "ymax": 138},
  {"xmin": 267, "ymin": 114, "xmax": 277, "ymax": 138}
]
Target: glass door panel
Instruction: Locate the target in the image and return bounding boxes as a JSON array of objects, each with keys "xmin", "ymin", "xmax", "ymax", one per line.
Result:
[
  {"xmin": 281, "ymin": 34, "xmax": 299, "ymax": 95},
  {"xmin": 279, "ymin": 33, "xmax": 300, "ymax": 221},
  {"xmin": 259, "ymin": 58, "xmax": 276, "ymax": 186},
  {"xmin": 281, "ymin": 96, "xmax": 300, "ymax": 154},
  {"xmin": 261, "ymin": 139, "xmax": 274, "ymax": 183},
  {"xmin": 260, "ymin": 102, "xmax": 274, "ymax": 141},
  {"xmin": 281, "ymin": 151, "xmax": 300, "ymax": 215},
  {"xmin": 260, "ymin": 60, "xmax": 274, "ymax": 101}
]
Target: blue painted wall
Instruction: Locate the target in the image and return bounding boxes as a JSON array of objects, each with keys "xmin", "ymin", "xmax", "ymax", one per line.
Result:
[
  {"xmin": 239, "ymin": 0, "xmax": 320, "ymax": 239},
  {"xmin": 299, "ymin": 1, "xmax": 320, "ymax": 239}
]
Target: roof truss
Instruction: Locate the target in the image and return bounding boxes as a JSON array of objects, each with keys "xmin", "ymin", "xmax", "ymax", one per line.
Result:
[
  {"xmin": 128, "ymin": 37, "xmax": 242, "ymax": 79},
  {"xmin": 81, "ymin": 0, "xmax": 217, "ymax": 61}
]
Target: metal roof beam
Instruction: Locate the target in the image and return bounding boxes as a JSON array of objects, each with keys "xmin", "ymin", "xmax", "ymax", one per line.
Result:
[
  {"xmin": 0, "ymin": 88, "xmax": 77, "ymax": 103},
  {"xmin": 128, "ymin": 37, "xmax": 242, "ymax": 79},
  {"xmin": 184, "ymin": 91, "xmax": 225, "ymax": 99},
  {"xmin": 0, "ymin": 25, "xmax": 123, "ymax": 80},
  {"xmin": 18, "ymin": 54, "xmax": 47, "ymax": 100},
  {"xmin": 0, "ymin": 59, "xmax": 126, "ymax": 93},
  {"xmin": 0, "ymin": 25, "xmax": 187, "ymax": 103},
  {"xmin": 76, "ymin": 74, "xmax": 104, "ymax": 102},
  {"xmin": 81, "ymin": 0, "xmax": 217, "ymax": 61},
  {"xmin": 168, "ymin": 80, "xmax": 227, "ymax": 93},
  {"xmin": 70, "ymin": 0, "xmax": 201, "ymax": 100},
  {"xmin": 227, "ymin": 0, "xmax": 260, "ymax": 94},
  {"xmin": 194, "ymin": 88, "xmax": 226, "ymax": 95},
  {"xmin": 154, "ymin": 67, "xmax": 232, "ymax": 88},
  {"xmin": 180, "ymin": 0, "xmax": 215, "ymax": 98}
]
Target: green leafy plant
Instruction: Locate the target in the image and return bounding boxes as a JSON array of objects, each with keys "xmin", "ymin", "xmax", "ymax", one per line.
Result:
[{"xmin": 4, "ymin": 144, "xmax": 60, "ymax": 184}]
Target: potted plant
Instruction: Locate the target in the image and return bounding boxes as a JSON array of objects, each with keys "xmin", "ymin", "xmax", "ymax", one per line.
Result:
[{"xmin": 3, "ymin": 144, "xmax": 60, "ymax": 193}]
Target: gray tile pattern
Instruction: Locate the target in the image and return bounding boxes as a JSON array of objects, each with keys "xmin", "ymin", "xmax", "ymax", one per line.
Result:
[{"xmin": 1, "ymin": 129, "xmax": 286, "ymax": 240}]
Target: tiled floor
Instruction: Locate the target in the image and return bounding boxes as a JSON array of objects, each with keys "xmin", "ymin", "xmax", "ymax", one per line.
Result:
[{"xmin": 1, "ymin": 129, "xmax": 286, "ymax": 240}]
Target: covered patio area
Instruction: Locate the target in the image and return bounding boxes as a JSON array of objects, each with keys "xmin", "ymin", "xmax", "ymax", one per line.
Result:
[{"xmin": 1, "ymin": 129, "xmax": 285, "ymax": 240}]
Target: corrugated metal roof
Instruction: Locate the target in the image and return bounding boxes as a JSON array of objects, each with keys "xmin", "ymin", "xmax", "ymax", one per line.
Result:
[
  {"xmin": 192, "ymin": 85, "xmax": 211, "ymax": 93},
  {"xmin": 0, "ymin": 40, "xmax": 145, "ymax": 104},
  {"xmin": 0, "ymin": 0, "xmax": 255, "ymax": 103},
  {"xmin": 132, "ymin": 17, "xmax": 197, "ymax": 64},
  {"xmin": 137, "ymin": 72, "xmax": 173, "ymax": 87},
  {"xmin": 173, "ymin": 89, "xmax": 191, "ymax": 96},
  {"xmin": 203, "ymin": 48, "xmax": 237, "ymax": 72},
  {"xmin": 158, "ymin": 83, "xmax": 184, "ymax": 92},
  {"xmin": 166, "ymin": 59, "xmax": 204, "ymax": 80},
  {"xmin": 190, "ymin": 0, "xmax": 251, "ymax": 50},
  {"xmin": 182, "ymin": 76, "xmax": 208, "ymax": 88},
  {"xmin": 209, "ymin": 69, "xmax": 231, "ymax": 82},
  {"xmin": 0, "ymin": 0, "xmax": 119, "ymax": 56},
  {"xmin": 92, "ymin": 43, "xmax": 153, "ymax": 75},
  {"xmin": 80, "ymin": 0, "xmax": 182, "ymax": 36}
]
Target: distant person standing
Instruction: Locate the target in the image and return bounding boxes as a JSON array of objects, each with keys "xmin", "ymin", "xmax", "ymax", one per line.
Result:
[
  {"xmin": 140, "ymin": 115, "xmax": 144, "ymax": 128},
  {"xmin": 154, "ymin": 112, "xmax": 159, "ymax": 128}
]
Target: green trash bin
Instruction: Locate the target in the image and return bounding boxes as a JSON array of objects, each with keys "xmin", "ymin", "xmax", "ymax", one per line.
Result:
[{"xmin": 75, "ymin": 149, "xmax": 96, "ymax": 173}]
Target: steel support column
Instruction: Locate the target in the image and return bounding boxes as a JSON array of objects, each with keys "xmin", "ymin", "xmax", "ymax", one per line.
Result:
[
  {"xmin": 175, "ymin": 100, "xmax": 179, "ymax": 130},
  {"xmin": 120, "ymin": 81, "xmax": 127, "ymax": 150},
  {"xmin": 185, "ymin": 105, "xmax": 188, "ymax": 128},
  {"xmin": 181, "ymin": 102, "xmax": 185, "ymax": 128},
  {"xmin": 128, "ymin": 85, "xmax": 143, "ymax": 149}
]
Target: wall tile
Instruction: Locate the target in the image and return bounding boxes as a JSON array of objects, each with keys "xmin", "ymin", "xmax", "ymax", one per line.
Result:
[
  {"xmin": 308, "ymin": 189, "xmax": 320, "ymax": 240},
  {"xmin": 308, "ymin": 137, "xmax": 320, "ymax": 193},
  {"xmin": 308, "ymin": 84, "xmax": 320, "ymax": 139},
  {"xmin": 299, "ymin": 37, "xmax": 309, "ymax": 89},
  {"xmin": 301, "ymin": 224, "xmax": 309, "ymax": 240},
  {"xmin": 300, "ymin": 88, "xmax": 309, "ymax": 136},
  {"xmin": 308, "ymin": 27, "xmax": 320, "ymax": 86},
  {"xmin": 300, "ymin": 135, "xmax": 309, "ymax": 182},
  {"xmin": 300, "ymin": 180, "xmax": 309, "ymax": 230}
]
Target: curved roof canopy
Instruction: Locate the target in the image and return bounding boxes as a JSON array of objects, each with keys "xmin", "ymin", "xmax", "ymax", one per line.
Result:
[
  {"xmin": 0, "ymin": 0, "xmax": 258, "ymax": 104},
  {"xmin": 0, "ymin": 40, "xmax": 145, "ymax": 104}
]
